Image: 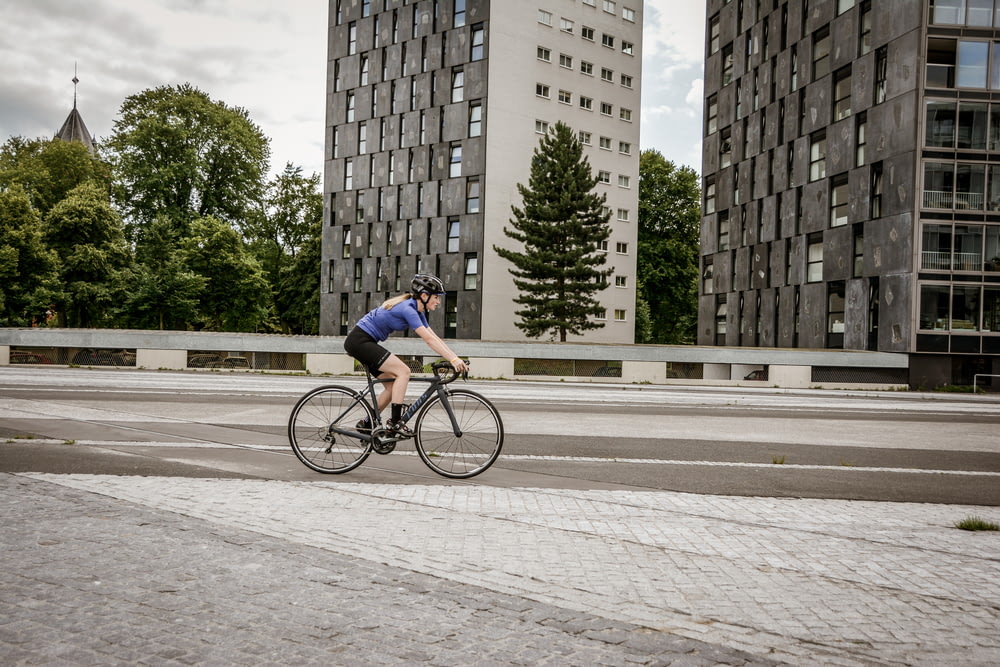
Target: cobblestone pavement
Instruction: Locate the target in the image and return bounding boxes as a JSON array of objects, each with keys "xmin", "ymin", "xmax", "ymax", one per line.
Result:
[{"xmin": 4, "ymin": 472, "xmax": 999, "ymax": 666}]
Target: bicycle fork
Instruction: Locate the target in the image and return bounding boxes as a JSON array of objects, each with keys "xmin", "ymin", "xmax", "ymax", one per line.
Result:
[{"xmin": 402, "ymin": 387, "xmax": 463, "ymax": 437}]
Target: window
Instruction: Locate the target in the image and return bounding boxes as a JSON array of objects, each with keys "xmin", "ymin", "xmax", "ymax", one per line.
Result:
[
  {"xmin": 705, "ymin": 178, "xmax": 716, "ymax": 214},
  {"xmin": 871, "ymin": 162, "xmax": 883, "ymax": 218},
  {"xmin": 341, "ymin": 227, "xmax": 352, "ymax": 259},
  {"xmin": 469, "ymin": 102, "xmax": 482, "ymax": 137},
  {"xmin": 707, "ymin": 94, "xmax": 718, "ymax": 133},
  {"xmin": 537, "ymin": 46, "xmax": 551, "ymax": 62},
  {"xmin": 828, "ymin": 281, "xmax": 846, "ymax": 337},
  {"xmin": 358, "ymin": 123, "xmax": 367, "ymax": 154},
  {"xmin": 622, "ymin": 7, "xmax": 635, "ymax": 22},
  {"xmin": 616, "ymin": 241, "xmax": 628, "ymax": 254},
  {"xmin": 536, "ymin": 83, "xmax": 550, "ymax": 98},
  {"xmin": 619, "ymin": 108, "xmax": 632, "ymax": 121},
  {"xmin": 959, "ymin": 40, "xmax": 989, "ymax": 88},
  {"xmin": 561, "ymin": 17, "xmax": 574, "ymax": 33},
  {"xmin": 597, "ymin": 240, "xmax": 609, "ymax": 252},
  {"xmin": 614, "ymin": 309, "xmax": 627, "ymax": 322},
  {"xmin": 579, "ymin": 131, "xmax": 592, "ymax": 144},
  {"xmin": 579, "ymin": 96, "xmax": 593, "ymax": 110},
  {"xmin": 859, "ymin": 1, "xmax": 872, "ymax": 56},
  {"xmin": 810, "ymin": 131, "xmax": 827, "ymax": 181},
  {"xmin": 353, "ymin": 259, "xmax": 362, "ymax": 292},
  {"xmin": 616, "ymin": 208, "xmax": 630, "ymax": 221},
  {"xmin": 620, "ymin": 73, "xmax": 633, "ymax": 88},
  {"xmin": 720, "ymin": 128, "xmax": 732, "ymax": 168},
  {"xmin": 602, "ymin": 33, "xmax": 614, "ymax": 48},
  {"xmin": 813, "ymin": 28, "xmax": 830, "ymax": 80},
  {"xmin": 449, "ymin": 145, "xmax": 462, "ymax": 177},
  {"xmin": 538, "ymin": 10, "xmax": 552, "ymax": 25},
  {"xmin": 581, "ymin": 26, "xmax": 595, "ymax": 41},
  {"xmin": 619, "ymin": 141, "xmax": 631, "ymax": 154},
  {"xmin": 718, "ymin": 210, "xmax": 730, "ymax": 250},
  {"xmin": 621, "ymin": 41, "xmax": 634, "ymax": 55},
  {"xmin": 603, "ymin": 1, "xmax": 616, "ymax": 13},
  {"xmin": 453, "ymin": 0, "xmax": 466, "ymax": 27},
  {"xmin": 615, "ymin": 275, "xmax": 627, "ymax": 287},
  {"xmin": 560, "ymin": 53, "xmax": 573, "ymax": 68},
  {"xmin": 618, "ymin": 174, "xmax": 631, "ymax": 188},
  {"xmin": 558, "ymin": 89, "xmax": 572, "ymax": 104},
  {"xmin": 447, "ymin": 218, "xmax": 460, "ymax": 252},
  {"xmin": 601, "ymin": 67, "xmax": 614, "ymax": 82},
  {"xmin": 464, "ymin": 254, "xmax": 478, "ymax": 289},
  {"xmin": 805, "ymin": 235, "xmax": 824, "ymax": 284},
  {"xmin": 837, "ymin": 0, "xmax": 855, "ymax": 15},
  {"xmin": 709, "ymin": 15, "xmax": 720, "ymax": 54},
  {"xmin": 346, "ymin": 92, "xmax": 355, "ymax": 122},
  {"xmin": 599, "ymin": 136, "xmax": 612, "ymax": 150},
  {"xmin": 451, "ymin": 69, "xmax": 465, "ymax": 102},
  {"xmin": 471, "ymin": 24, "xmax": 484, "ymax": 60},
  {"xmin": 535, "ymin": 119, "xmax": 550, "ymax": 134},
  {"xmin": 722, "ymin": 44, "xmax": 734, "ymax": 86},
  {"xmin": 875, "ymin": 46, "xmax": 888, "ymax": 101},
  {"xmin": 598, "ymin": 170, "xmax": 611, "ymax": 184},
  {"xmin": 360, "ymin": 55, "xmax": 369, "ymax": 85},
  {"xmin": 348, "ymin": 21, "xmax": 357, "ymax": 55},
  {"xmin": 580, "ymin": 61, "xmax": 594, "ymax": 75},
  {"xmin": 834, "ymin": 67, "xmax": 852, "ymax": 120},
  {"xmin": 466, "ymin": 179, "xmax": 480, "ymax": 213},
  {"xmin": 856, "ymin": 112, "xmax": 867, "ymax": 166},
  {"xmin": 332, "ymin": 127, "xmax": 340, "ymax": 159},
  {"xmin": 600, "ymin": 101, "xmax": 613, "ymax": 116},
  {"xmin": 344, "ymin": 159, "xmax": 353, "ymax": 189},
  {"xmin": 831, "ymin": 175, "xmax": 849, "ymax": 227}
]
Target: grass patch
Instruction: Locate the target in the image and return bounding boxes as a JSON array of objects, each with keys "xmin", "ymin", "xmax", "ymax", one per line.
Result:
[
  {"xmin": 771, "ymin": 454, "xmax": 786, "ymax": 465},
  {"xmin": 955, "ymin": 516, "xmax": 1000, "ymax": 531}
]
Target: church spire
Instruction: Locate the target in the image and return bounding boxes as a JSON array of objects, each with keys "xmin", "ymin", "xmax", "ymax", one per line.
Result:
[{"xmin": 55, "ymin": 65, "xmax": 95, "ymax": 153}]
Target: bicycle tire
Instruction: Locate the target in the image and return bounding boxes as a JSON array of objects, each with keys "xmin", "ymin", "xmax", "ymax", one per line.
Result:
[
  {"xmin": 288, "ymin": 385, "xmax": 374, "ymax": 474},
  {"xmin": 413, "ymin": 389, "xmax": 503, "ymax": 478}
]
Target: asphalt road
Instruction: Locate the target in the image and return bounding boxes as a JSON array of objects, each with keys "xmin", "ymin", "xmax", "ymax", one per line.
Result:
[{"xmin": 2, "ymin": 366, "xmax": 999, "ymax": 505}]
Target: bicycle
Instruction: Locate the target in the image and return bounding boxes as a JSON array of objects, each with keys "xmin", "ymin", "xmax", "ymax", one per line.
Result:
[{"xmin": 288, "ymin": 360, "xmax": 503, "ymax": 479}]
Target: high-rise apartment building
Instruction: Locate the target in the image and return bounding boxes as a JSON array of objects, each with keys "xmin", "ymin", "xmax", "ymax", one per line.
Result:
[
  {"xmin": 699, "ymin": 0, "xmax": 1000, "ymax": 387},
  {"xmin": 320, "ymin": 0, "xmax": 642, "ymax": 343}
]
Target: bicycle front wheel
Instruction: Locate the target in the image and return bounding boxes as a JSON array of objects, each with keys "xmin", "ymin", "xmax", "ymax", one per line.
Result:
[
  {"xmin": 288, "ymin": 385, "xmax": 374, "ymax": 474},
  {"xmin": 414, "ymin": 389, "xmax": 503, "ymax": 478}
]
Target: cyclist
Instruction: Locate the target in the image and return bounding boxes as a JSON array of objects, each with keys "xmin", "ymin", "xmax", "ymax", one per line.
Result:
[{"xmin": 343, "ymin": 273, "xmax": 468, "ymax": 437}]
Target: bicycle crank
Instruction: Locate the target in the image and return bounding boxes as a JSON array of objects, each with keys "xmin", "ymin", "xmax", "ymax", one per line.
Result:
[{"xmin": 371, "ymin": 427, "xmax": 397, "ymax": 455}]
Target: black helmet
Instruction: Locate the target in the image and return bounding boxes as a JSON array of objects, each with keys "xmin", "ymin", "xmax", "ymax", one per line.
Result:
[{"xmin": 411, "ymin": 273, "xmax": 445, "ymax": 295}]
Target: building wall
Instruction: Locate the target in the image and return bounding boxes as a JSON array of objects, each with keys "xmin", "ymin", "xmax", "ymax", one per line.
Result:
[{"xmin": 321, "ymin": 0, "xmax": 642, "ymax": 343}]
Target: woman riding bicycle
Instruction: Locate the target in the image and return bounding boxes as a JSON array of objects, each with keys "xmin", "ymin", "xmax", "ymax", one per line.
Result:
[{"xmin": 343, "ymin": 274, "xmax": 468, "ymax": 437}]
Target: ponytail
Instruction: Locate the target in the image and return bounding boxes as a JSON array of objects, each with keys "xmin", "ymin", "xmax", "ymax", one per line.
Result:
[{"xmin": 381, "ymin": 293, "xmax": 412, "ymax": 310}]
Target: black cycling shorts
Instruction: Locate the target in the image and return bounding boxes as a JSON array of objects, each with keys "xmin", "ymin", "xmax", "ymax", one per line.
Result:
[{"xmin": 344, "ymin": 327, "xmax": 392, "ymax": 374}]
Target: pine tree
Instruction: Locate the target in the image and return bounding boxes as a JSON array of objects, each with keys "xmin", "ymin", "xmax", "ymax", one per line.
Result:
[{"xmin": 494, "ymin": 122, "xmax": 612, "ymax": 342}]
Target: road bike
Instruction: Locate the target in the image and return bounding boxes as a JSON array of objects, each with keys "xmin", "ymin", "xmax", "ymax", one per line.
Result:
[{"xmin": 288, "ymin": 360, "xmax": 503, "ymax": 478}]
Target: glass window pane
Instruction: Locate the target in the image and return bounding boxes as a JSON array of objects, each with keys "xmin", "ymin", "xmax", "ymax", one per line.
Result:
[
  {"xmin": 933, "ymin": 0, "xmax": 964, "ymax": 24},
  {"xmin": 919, "ymin": 285, "xmax": 951, "ymax": 330},
  {"xmin": 922, "ymin": 223, "xmax": 953, "ymax": 270},
  {"xmin": 984, "ymin": 286, "xmax": 1000, "ymax": 330},
  {"xmin": 952, "ymin": 285, "xmax": 981, "ymax": 329},
  {"xmin": 954, "ymin": 224, "xmax": 984, "ymax": 270},
  {"xmin": 924, "ymin": 162, "xmax": 955, "ymax": 208},
  {"xmin": 926, "ymin": 100, "xmax": 957, "ymax": 147},
  {"xmin": 957, "ymin": 41, "xmax": 989, "ymax": 88},
  {"xmin": 968, "ymin": 0, "xmax": 993, "ymax": 26},
  {"xmin": 955, "ymin": 163, "xmax": 986, "ymax": 209},
  {"xmin": 986, "ymin": 226, "xmax": 1000, "ymax": 270},
  {"xmin": 957, "ymin": 102, "xmax": 988, "ymax": 148}
]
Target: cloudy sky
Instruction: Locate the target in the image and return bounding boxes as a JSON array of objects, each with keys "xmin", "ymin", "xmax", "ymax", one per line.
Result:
[{"xmin": 0, "ymin": 0, "xmax": 706, "ymax": 180}]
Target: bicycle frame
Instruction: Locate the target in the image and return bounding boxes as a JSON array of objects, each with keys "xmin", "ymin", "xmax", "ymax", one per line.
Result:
[{"xmin": 330, "ymin": 364, "xmax": 462, "ymax": 443}]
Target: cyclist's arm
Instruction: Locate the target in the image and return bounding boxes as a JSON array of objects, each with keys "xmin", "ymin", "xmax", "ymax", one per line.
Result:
[{"xmin": 413, "ymin": 326, "xmax": 467, "ymax": 372}]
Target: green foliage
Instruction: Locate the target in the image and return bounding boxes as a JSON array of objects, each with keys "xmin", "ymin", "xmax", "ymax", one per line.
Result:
[
  {"xmin": 636, "ymin": 150, "xmax": 701, "ymax": 344},
  {"xmin": 275, "ymin": 219, "xmax": 322, "ymax": 334},
  {"xmin": 0, "ymin": 185, "xmax": 60, "ymax": 325},
  {"xmin": 181, "ymin": 216, "xmax": 271, "ymax": 331},
  {"xmin": 44, "ymin": 182, "xmax": 130, "ymax": 327},
  {"xmin": 0, "ymin": 136, "xmax": 110, "ymax": 215},
  {"xmin": 494, "ymin": 122, "xmax": 612, "ymax": 342},
  {"xmin": 955, "ymin": 516, "xmax": 1000, "ymax": 531},
  {"xmin": 105, "ymin": 83, "xmax": 271, "ymax": 241}
]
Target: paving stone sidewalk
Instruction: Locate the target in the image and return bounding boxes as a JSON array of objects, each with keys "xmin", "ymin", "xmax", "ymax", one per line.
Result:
[{"xmin": 4, "ymin": 472, "xmax": 1000, "ymax": 666}]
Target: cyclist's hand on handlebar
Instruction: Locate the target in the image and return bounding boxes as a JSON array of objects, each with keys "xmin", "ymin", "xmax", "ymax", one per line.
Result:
[{"xmin": 451, "ymin": 358, "xmax": 468, "ymax": 374}]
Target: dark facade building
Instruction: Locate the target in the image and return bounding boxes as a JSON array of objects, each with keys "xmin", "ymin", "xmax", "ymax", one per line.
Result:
[
  {"xmin": 320, "ymin": 0, "xmax": 643, "ymax": 343},
  {"xmin": 699, "ymin": 0, "xmax": 1000, "ymax": 387}
]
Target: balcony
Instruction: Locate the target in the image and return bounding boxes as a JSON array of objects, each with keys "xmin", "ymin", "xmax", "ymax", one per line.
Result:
[
  {"xmin": 921, "ymin": 250, "xmax": 985, "ymax": 271},
  {"xmin": 922, "ymin": 190, "xmax": 985, "ymax": 210}
]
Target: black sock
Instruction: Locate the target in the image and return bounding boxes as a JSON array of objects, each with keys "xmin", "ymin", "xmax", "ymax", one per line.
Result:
[{"xmin": 391, "ymin": 403, "xmax": 404, "ymax": 421}]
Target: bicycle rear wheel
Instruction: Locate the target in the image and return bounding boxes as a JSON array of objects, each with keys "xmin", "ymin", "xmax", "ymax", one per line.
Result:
[
  {"xmin": 413, "ymin": 389, "xmax": 503, "ymax": 478},
  {"xmin": 288, "ymin": 385, "xmax": 374, "ymax": 473}
]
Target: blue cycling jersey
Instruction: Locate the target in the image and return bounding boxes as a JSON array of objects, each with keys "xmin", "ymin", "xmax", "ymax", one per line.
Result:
[{"xmin": 356, "ymin": 299, "xmax": 429, "ymax": 342}]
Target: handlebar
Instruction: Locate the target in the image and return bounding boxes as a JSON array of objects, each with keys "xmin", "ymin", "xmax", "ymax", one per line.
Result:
[{"xmin": 431, "ymin": 359, "xmax": 468, "ymax": 384}]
